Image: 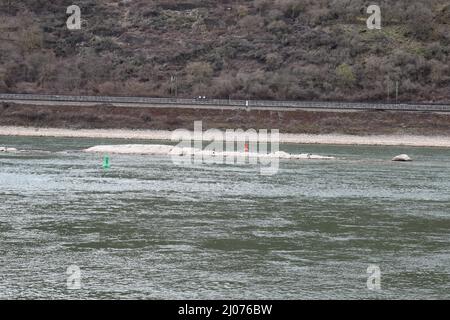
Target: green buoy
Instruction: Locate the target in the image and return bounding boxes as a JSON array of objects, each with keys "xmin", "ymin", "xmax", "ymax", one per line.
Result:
[{"xmin": 102, "ymin": 154, "xmax": 110, "ymax": 169}]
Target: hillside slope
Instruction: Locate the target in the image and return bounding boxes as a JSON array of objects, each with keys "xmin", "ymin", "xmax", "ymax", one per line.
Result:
[{"xmin": 0, "ymin": 0, "xmax": 449, "ymax": 103}]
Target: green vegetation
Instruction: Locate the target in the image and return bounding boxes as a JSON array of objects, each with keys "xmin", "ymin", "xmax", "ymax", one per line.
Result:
[{"xmin": 0, "ymin": 0, "xmax": 449, "ymax": 102}]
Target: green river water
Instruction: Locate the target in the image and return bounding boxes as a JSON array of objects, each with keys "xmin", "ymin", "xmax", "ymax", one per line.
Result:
[{"xmin": 0, "ymin": 136, "xmax": 449, "ymax": 299}]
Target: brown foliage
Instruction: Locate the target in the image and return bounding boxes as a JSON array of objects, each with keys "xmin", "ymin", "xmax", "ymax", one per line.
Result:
[{"xmin": 0, "ymin": 0, "xmax": 448, "ymax": 103}]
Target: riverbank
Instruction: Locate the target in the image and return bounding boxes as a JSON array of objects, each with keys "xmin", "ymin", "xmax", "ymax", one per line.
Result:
[
  {"xmin": 2, "ymin": 126, "xmax": 450, "ymax": 147},
  {"xmin": 2, "ymin": 102, "xmax": 450, "ymax": 137}
]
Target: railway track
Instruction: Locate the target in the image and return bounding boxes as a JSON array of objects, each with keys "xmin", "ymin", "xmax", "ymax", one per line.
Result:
[{"xmin": 1, "ymin": 93, "xmax": 449, "ymax": 112}]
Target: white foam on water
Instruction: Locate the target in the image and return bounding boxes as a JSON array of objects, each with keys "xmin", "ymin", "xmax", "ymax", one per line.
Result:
[{"xmin": 84, "ymin": 144, "xmax": 335, "ymax": 160}]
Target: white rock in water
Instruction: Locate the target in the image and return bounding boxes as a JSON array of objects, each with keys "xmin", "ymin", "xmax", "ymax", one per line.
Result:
[
  {"xmin": 84, "ymin": 144, "xmax": 336, "ymax": 160},
  {"xmin": 392, "ymin": 154, "xmax": 412, "ymax": 161},
  {"xmin": 84, "ymin": 144, "xmax": 174, "ymax": 155},
  {"xmin": 0, "ymin": 147, "xmax": 17, "ymax": 152},
  {"xmin": 290, "ymin": 153, "xmax": 335, "ymax": 160}
]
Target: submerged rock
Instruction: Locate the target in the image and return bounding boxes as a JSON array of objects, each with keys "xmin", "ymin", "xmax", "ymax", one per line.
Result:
[{"xmin": 392, "ymin": 154, "xmax": 412, "ymax": 161}]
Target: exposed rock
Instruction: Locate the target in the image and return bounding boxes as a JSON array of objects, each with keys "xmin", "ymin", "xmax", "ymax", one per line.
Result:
[
  {"xmin": 84, "ymin": 144, "xmax": 336, "ymax": 160},
  {"xmin": 392, "ymin": 154, "xmax": 412, "ymax": 161}
]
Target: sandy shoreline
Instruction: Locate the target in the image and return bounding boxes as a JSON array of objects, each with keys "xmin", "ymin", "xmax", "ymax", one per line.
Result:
[{"xmin": 1, "ymin": 126, "xmax": 450, "ymax": 148}]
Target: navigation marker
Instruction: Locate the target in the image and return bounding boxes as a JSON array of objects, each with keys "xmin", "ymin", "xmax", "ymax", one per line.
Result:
[{"xmin": 103, "ymin": 154, "xmax": 110, "ymax": 169}]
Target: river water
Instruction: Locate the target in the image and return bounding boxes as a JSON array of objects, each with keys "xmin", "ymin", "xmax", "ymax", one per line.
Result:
[{"xmin": 0, "ymin": 136, "xmax": 449, "ymax": 299}]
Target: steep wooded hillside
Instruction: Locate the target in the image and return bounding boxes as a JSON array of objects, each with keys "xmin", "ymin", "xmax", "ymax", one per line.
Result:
[{"xmin": 0, "ymin": 0, "xmax": 449, "ymax": 102}]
